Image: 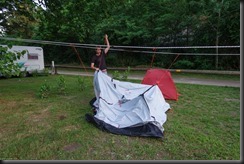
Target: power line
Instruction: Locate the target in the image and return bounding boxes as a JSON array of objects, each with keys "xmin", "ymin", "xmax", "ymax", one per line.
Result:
[
  {"xmin": 0, "ymin": 37, "xmax": 240, "ymax": 49},
  {"xmin": 0, "ymin": 37, "xmax": 240, "ymax": 56}
]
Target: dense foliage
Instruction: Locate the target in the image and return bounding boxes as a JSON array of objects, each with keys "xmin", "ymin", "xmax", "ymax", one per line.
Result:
[
  {"xmin": 0, "ymin": 45, "xmax": 26, "ymax": 77},
  {"xmin": 0, "ymin": 0, "xmax": 240, "ymax": 70}
]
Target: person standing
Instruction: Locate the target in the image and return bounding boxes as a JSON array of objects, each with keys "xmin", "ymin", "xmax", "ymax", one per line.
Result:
[{"xmin": 91, "ymin": 34, "xmax": 110, "ymax": 74}]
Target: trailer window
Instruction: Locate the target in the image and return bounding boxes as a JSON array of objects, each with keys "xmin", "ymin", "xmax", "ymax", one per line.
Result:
[{"xmin": 28, "ymin": 53, "xmax": 38, "ymax": 60}]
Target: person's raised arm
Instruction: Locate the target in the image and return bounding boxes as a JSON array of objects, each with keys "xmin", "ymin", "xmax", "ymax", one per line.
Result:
[{"xmin": 104, "ymin": 34, "xmax": 110, "ymax": 54}]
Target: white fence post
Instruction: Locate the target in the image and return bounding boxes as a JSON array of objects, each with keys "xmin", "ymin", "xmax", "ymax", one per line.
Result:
[{"xmin": 51, "ymin": 61, "xmax": 55, "ymax": 74}]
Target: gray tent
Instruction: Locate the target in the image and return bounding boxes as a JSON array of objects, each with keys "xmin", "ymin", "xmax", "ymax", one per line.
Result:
[{"xmin": 85, "ymin": 71, "xmax": 171, "ymax": 138}]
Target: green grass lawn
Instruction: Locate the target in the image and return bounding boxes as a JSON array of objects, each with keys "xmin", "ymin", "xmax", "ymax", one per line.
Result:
[{"xmin": 0, "ymin": 74, "xmax": 240, "ymax": 160}]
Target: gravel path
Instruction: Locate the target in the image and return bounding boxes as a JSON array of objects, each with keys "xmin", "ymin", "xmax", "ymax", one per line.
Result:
[{"xmin": 56, "ymin": 70, "xmax": 240, "ymax": 88}]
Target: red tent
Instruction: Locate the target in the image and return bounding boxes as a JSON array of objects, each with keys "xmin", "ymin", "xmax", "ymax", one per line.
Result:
[{"xmin": 141, "ymin": 69, "xmax": 179, "ymax": 100}]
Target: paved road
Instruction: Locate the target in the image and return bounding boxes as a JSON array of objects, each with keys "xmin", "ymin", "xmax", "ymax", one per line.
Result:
[{"xmin": 56, "ymin": 70, "xmax": 240, "ymax": 88}]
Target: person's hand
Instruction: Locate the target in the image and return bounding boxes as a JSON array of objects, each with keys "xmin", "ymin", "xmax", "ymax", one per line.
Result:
[
  {"xmin": 104, "ymin": 34, "xmax": 108, "ymax": 39},
  {"xmin": 96, "ymin": 68, "xmax": 99, "ymax": 71}
]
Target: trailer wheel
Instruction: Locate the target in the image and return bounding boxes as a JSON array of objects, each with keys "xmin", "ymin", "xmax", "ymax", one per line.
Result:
[{"xmin": 26, "ymin": 72, "xmax": 30, "ymax": 77}]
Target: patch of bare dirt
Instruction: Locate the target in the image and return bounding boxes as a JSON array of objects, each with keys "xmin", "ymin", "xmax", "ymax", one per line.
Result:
[{"xmin": 63, "ymin": 143, "xmax": 81, "ymax": 152}]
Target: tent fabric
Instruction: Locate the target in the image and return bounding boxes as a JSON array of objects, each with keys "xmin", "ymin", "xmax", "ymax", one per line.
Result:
[
  {"xmin": 86, "ymin": 71, "xmax": 171, "ymax": 138},
  {"xmin": 141, "ymin": 69, "xmax": 179, "ymax": 101}
]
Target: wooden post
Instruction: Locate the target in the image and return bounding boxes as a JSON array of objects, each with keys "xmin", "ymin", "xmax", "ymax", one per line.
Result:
[{"xmin": 51, "ymin": 61, "xmax": 56, "ymax": 74}]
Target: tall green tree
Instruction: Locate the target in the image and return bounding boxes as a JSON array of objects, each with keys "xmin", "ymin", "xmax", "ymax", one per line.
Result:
[
  {"xmin": 0, "ymin": 0, "xmax": 240, "ymax": 70},
  {"xmin": 0, "ymin": 0, "xmax": 37, "ymax": 38},
  {"xmin": 32, "ymin": 0, "xmax": 118, "ymax": 64},
  {"xmin": 191, "ymin": 0, "xmax": 240, "ymax": 69}
]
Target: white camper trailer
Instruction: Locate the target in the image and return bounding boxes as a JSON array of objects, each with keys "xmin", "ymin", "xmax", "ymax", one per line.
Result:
[{"xmin": 1, "ymin": 45, "xmax": 45, "ymax": 76}]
